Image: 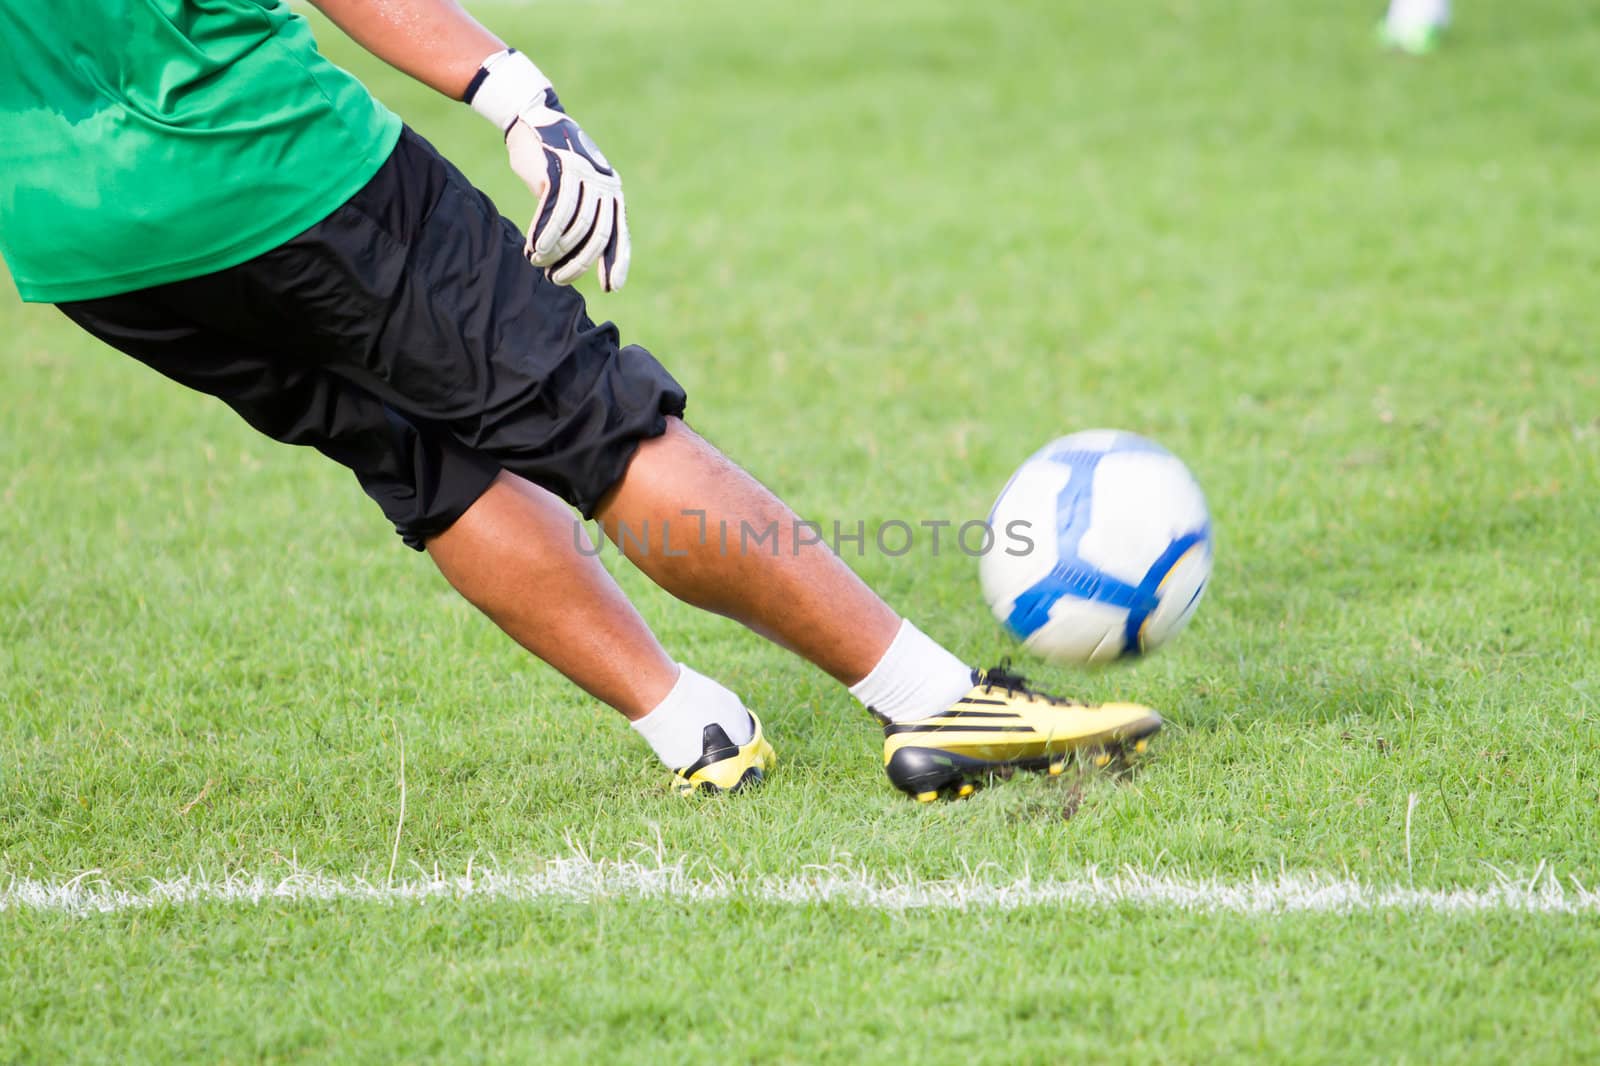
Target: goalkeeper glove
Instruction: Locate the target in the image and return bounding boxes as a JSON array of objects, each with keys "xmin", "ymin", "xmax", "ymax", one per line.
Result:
[{"xmin": 466, "ymin": 49, "xmax": 631, "ymax": 292}]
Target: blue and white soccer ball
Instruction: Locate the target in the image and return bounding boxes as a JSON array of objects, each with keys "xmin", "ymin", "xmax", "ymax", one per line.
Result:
[{"xmin": 979, "ymin": 430, "xmax": 1213, "ymax": 664}]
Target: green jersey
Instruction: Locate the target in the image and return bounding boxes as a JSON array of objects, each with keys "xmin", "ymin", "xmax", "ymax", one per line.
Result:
[{"xmin": 0, "ymin": 0, "xmax": 402, "ymax": 302}]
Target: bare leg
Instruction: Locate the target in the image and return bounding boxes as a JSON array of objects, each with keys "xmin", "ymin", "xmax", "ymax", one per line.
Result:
[
  {"xmin": 426, "ymin": 471, "xmax": 678, "ymax": 720},
  {"xmin": 595, "ymin": 417, "xmax": 902, "ymax": 686}
]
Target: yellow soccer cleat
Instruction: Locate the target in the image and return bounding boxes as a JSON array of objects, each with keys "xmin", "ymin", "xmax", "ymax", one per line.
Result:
[
  {"xmin": 878, "ymin": 664, "xmax": 1161, "ymax": 801},
  {"xmin": 670, "ymin": 712, "xmax": 776, "ymax": 796}
]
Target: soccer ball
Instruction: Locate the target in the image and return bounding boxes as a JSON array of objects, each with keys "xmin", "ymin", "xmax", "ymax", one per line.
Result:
[{"xmin": 979, "ymin": 430, "xmax": 1212, "ymax": 664}]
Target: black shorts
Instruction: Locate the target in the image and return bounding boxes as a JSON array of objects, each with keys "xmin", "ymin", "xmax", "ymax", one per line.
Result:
[{"xmin": 58, "ymin": 127, "xmax": 686, "ymax": 550}]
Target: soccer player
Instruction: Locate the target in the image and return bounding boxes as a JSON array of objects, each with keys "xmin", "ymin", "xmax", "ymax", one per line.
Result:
[
  {"xmin": 1379, "ymin": 0, "xmax": 1452, "ymax": 54},
  {"xmin": 0, "ymin": 0, "xmax": 1161, "ymax": 801}
]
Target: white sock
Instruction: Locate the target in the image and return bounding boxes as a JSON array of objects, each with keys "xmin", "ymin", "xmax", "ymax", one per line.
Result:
[
  {"xmin": 1386, "ymin": 0, "xmax": 1450, "ymax": 31},
  {"xmin": 630, "ymin": 664, "xmax": 754, "ymax": 768},
  {"xmin": 848, "ymin": 620, "xmax": 976, "ymax": 723}
]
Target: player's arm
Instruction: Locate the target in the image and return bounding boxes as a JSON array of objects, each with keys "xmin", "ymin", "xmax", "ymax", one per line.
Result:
[{"xmin": 307, "ymin": 0, "xmax": 631, "ymax": 291}]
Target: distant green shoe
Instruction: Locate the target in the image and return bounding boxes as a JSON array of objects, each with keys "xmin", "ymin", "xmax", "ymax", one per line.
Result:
[{"xmin": 1376, "ymin": 19, "xmax": 1444, "ymax": 55}]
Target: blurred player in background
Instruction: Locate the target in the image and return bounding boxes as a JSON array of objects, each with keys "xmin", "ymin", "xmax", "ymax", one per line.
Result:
[
  {"xmin": 0, "ymin": 0, "xmax": 1161, "ymax": 802},
  {"xmin": 1380, "ymin": 0, "xmax": 1452, "ymax": 54}
]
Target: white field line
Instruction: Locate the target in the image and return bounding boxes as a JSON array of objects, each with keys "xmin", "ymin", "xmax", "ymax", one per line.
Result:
[{"xmin": 4, "ymin": 857, "xmax": 1599, "ymax": 919}]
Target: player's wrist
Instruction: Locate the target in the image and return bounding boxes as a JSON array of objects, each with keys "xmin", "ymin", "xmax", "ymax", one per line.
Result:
[{"xmin": 464, "ymin": 49, "xmax": 556, "ymax": 132}]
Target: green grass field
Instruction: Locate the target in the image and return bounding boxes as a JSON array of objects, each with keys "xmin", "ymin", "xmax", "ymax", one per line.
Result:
[{"xmin": 5, "ymin": 0, "xmax": 1600, "ymax": 1060}]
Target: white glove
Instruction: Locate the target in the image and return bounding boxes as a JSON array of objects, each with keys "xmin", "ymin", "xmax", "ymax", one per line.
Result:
[{"xmin": 466, "ymin": 50, "xmax": 631, "ymax": 292}]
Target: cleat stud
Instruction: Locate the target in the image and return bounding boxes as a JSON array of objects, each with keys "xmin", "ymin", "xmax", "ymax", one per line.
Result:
[
  {"xmin": 1048, "ymin": 761, "xmax": 1066, "ymax": 776},
  {"xmin": 914, "ymin": 790, "xmax": 940, "ymax": 804},
  {"xmin": 1093, "ymin": 753, "xmax": 1112, "ymax": 768},
  {"xmin": 1133, "ymin": 739, "xmax": 1149, "ymax": 755},
  {"xmin": 957, "ymin": 783, "xmax": 976, "ymax": 798}
]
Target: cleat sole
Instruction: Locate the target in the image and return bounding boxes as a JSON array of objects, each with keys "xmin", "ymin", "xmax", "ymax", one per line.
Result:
[{"xmin": 674, "ymin": 764, "xmax": 766, "ymax": 797}]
